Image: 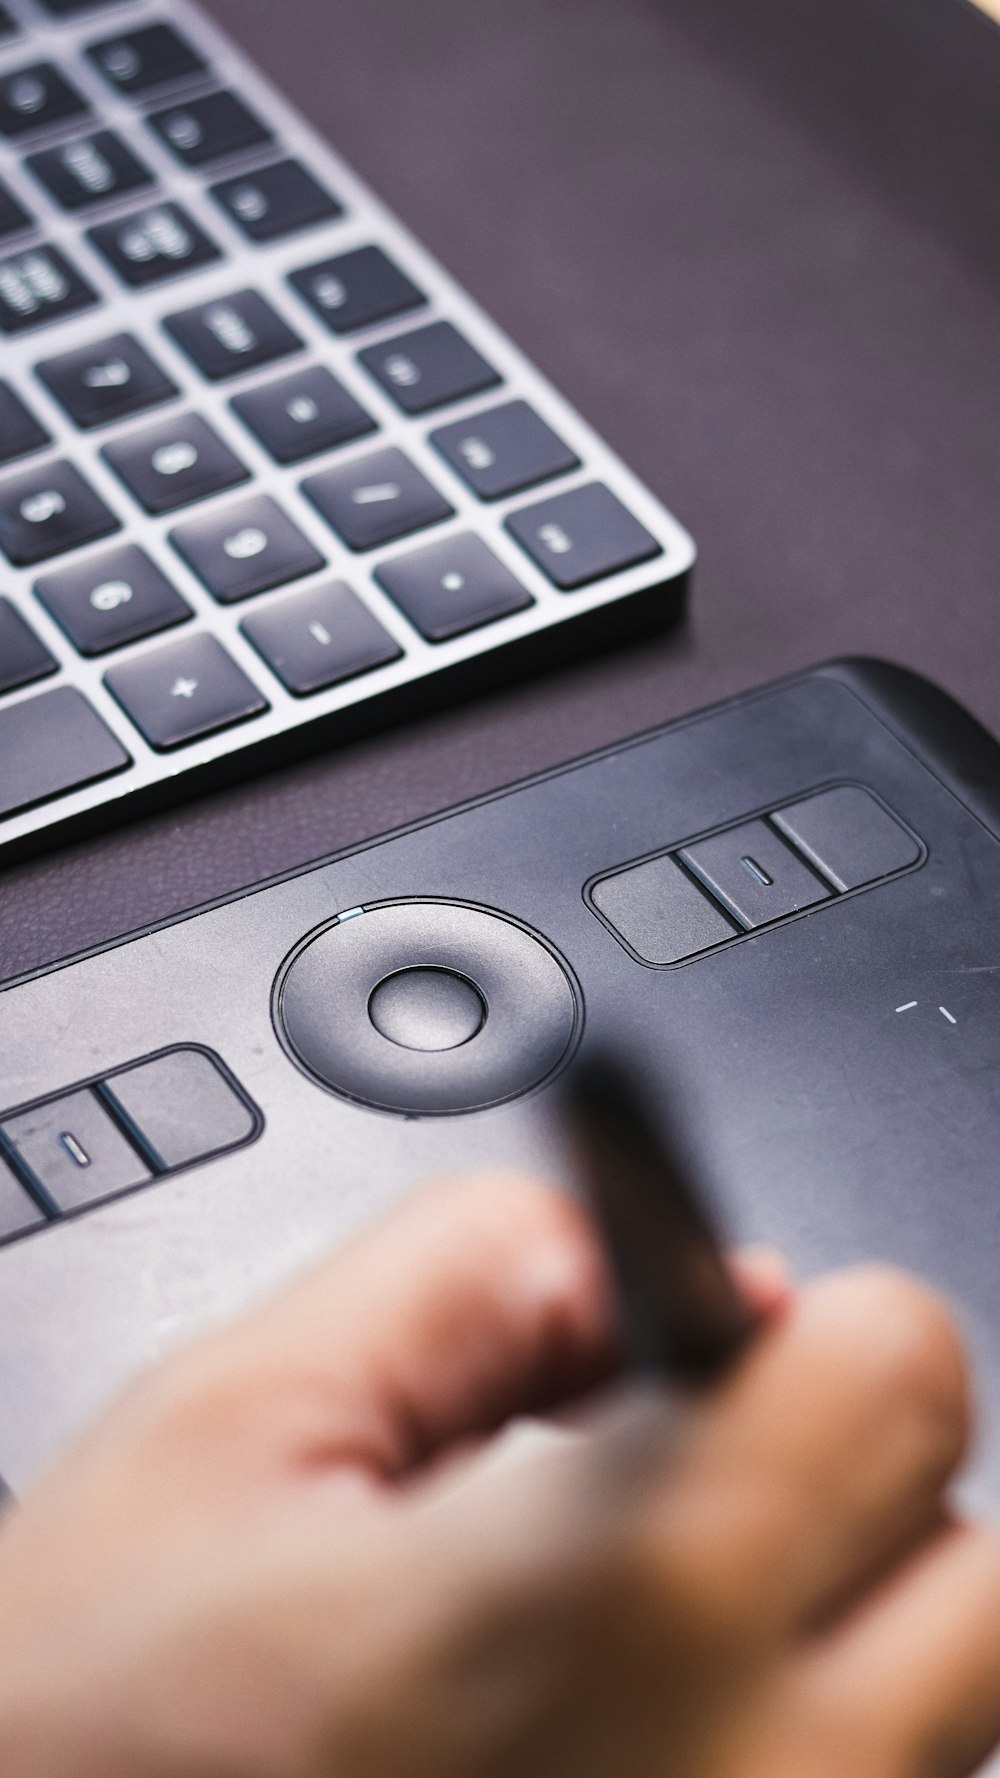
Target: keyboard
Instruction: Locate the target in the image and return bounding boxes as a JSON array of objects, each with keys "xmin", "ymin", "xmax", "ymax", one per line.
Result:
[{"xmin": 0, "ymin": 0, "xmax": 695, "ymax": 860}]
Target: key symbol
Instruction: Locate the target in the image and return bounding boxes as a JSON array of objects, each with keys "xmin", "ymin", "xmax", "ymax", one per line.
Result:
[
  {"xmin": 152, "ymin": 441, "xmax": 198, "ymax": 476},
  {"xmin": 224, "ymin": 527, "xmax": 268, "ymax": 560},
  {"xmin": 170, "ymin": 676, "xmax": 198, "ymax": 699},
  {"xmin": 232, "ymin": 185, "xmax": 268, "ymax": 223},
  {"xmin": 538, "ymin": 522, "xmax": 572, "ymax": 555},
  {"xmin": 89, "ymin": 580, "xmax": 133, "ymax": 612},
  {"xmin": 103, "ymin": 44, "xmax": 141, "ymax": 81},
  {"xmin": 83, "ymin": 359, "xmax": 132, "ymax": 389},
  {"xmin": 63, "ymin": 140, "xmax": 113, "ymax": 194},
  {"xmin": 206, "ymin": 305, "xmax": 256, "ymax": 354},
  {"xmin": 21, "ymin": 489, "xmax": 65, "ymax": 524},
  {"xmin": 313, "ymin": 275, "xmax": 347, "ymax": 310},
  {"xmin": 383, "ymin": 353, "xmax": 420, "ymax": 388},
  {"xmin": 287, "ymin": 395, "xmax": 319, "ymax": 425},
  {"xmin": 166, "ymin": 113, "xmax": 203, "ymax": 151},
  {"xmin": 308, "ymin": 621, "xmax": 333, "ymax": 646},
  {"xmin": 351, "ymin": 482, "xmax": 401, "ymax": 506},
  {"xmin": 9, "ymin": 75, "xmax": 45, "ymax": 114},
  {"xmin": 442, "ymin": 572, "xmax": 465, "ymax": 592},
  {"xmin": 459, "ymin": 436, "xmax": 495, "ymax": 470}
]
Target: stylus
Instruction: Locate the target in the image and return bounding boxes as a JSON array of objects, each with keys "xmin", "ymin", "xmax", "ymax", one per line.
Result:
[{"xmin": 563, "ymin": 1054, "xmax": 759, "ymax": 1384}]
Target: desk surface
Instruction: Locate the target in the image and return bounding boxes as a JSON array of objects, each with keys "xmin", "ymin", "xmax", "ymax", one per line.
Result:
[{"xmin": 3, "ymin": 0, "xmax": 1000, "ymax": 982}]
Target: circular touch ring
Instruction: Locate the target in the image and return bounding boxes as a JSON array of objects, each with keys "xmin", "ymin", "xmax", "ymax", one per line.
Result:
[{"xmin": 273, "ymin": 898, "xmax": 582, "ymax": 1115}]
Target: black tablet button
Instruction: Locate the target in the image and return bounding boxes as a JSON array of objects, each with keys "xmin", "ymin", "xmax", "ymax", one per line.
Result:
[
  {"xmin": 0, "ymin": 382, "xmax": 49, "ymax": 464},
  {"xmin": 35, "ymin": 543, "xmax": 191, "ymax": 655},
  {"xmin": 358, "ymin": 321, "xmax": 500, "ymax": 415},
  {"xmin": 1, "ymin": 1089, "xmax": 150, "ymax": 1213},
  {"xmin": 375, "ymin": 533, "xmax": 532, "ymax": 641},
  {"xmin": 88, "ymin": 203, "xmax": 221, "ymax": 289},
  {"xmin": 591, "ymin": 855, "xmax": 736, "ymax": 964},
  {"xmin": 276, "ymin": 900, "xmax": 580, "ymax": 1116},
  {"xmin": 0, "ymin": 1156, "xmax": 45, "ymax": 1242},
  {"xmin": 431, "ymin": 400, "xmax": 579, "ymax": 501},
  {"xmin": 506, "ymin": 483, "xmax": 662, "ymax": 590},
  {"xmin": 36, "ymin": 333, "xmax": 178, "ymax": 430},
  {"xmin": 27, "ymin": 131, "xmax": 155, "ymax": 212},
  {"xmin": 164, "ymin": 290, "xmax": 302, "ymax": 381},
  {"xmin": 103, "ymin": 413, "xmax": 249, "ymax": 514},
  {"xmin": 680, "ymin": 819, "xmax": 830, "ymax": 930},
  {"xmin": 0, "ymin": 63, "xmax": 89, "ymax": 139},
  {"xmin": 104, "ymin": 632, "xmax": 267, "ymax": 749},
  {"xmin": 368, "ymin": 968, "xmax": 486, "ymax": 1052},
  {"xmin": 301, "ymin": 446, "xmax": 452, "ymax": 552},
  {"xmin": 772, "ymin": 787, "xmax": 922, "ymax": 891},
  {"xmin": 149, "ymin": 90, "xmax": 272, "ymax": 167},
  {"xmin": 0, "ymin": 686, "xmax": 130, "ymax": 818},
  {"xmin": 213, "ymin": 160, "xmax": 341, "ymax": 242},
  {"xmin": 0, "ymin": 461, "xmax": 119, "ymax": 566},
  {"xmin": 241, "ymin": 582, "xmax": 401, "ymax": 694},
  {"xmin": 87, "ymin": 26, "xmax": 207, "ymax": 97},
  {"xmin": 170, "ymin": 494, "xmax": 324, "ymax": 603},
  {"xmin": 231, "ymin": 365, "xmax": 375, "ymax": 464},
  {"xmin": 0, "ymin": 596, "xmax": 57, "ymax": 693},
  {"xmin": 100, "ymin": 1049, "xmax": 257, "ymax": 1171}
]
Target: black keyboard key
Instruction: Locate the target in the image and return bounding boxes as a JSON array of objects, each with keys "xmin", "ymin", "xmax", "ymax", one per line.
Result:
[
  {"xmin": 358, "ymin": 321, "xmax": 500, "ymax": 415},
  {"xmin": 170, "ymin": 495, "xmax": 324, "ymax": 604},
  {"xmin": 0, "ymin": 245, "xmax": 96, "ymax": 333},
  {"xmin": 241, "ymin": 582, "xmax": 402, "ymax": 695},
  {"xmin": 36, "ymin": 333, "xmax": 178, "ymax": 429},
  {"xmin": 374, "ymin": 534, "xmax": 533, "ymax": 642},
  {"xmin": 0, "ymin": 7, "xmax": 17, "ymax": 38},
  {"xmin": 35, "ymin": 542, "xmax": 191, "ymax": 655},
  {"xmin": 0, "ymin": 381, "xmax": 49, "ymax": 464},
  {"xmin": 0, "ymin": 461, "xmax": 119, "ymax": 566},
  {"xmin": 87, "ymin": 25, "xmax": 207, "ymax": 97},
  {"xmin": 149, "ymin": 90, "xmax": 272, "ymax": 167},
  {"xmin": 88, "ymin": 202, "xmax": 221, "ymax": 289},
  {"xmin": 104, "ymin": 633, "xmax": 267, "ymax": 750},
  {"xmin": 27, "ymin": 130, "xmax": 154, "ymax": 212},
  {"xmin": 163, "ymin": 291, "xmax": 302, "ymax": 381},
  {"xmin": 0, "ymin": 178, "xmax": 32, "ymax": 241},
  {"xmin": 103, "ymin": 413, "xmax": 249, "ymax": 514},
  {"xmin": 289, "ymin": 246, "xmax": 424, "ymax": 336},
  {"xmin": 0, "ymin": 1158, "xmax": 45, "ymax": 1246},
  {"xmin": 301, "ymin": 447, "xmax": 453, "ymax": 552},
  {"xmin": 430, "ymin": 400, "xmax": 579, "ymax": 500},
  {"xmin": 231, "ymin": 365, "xmax": 375, "ymax": 464},
  {"xmin": 0, "ymin": 685, "xmax": 130, "ymax": 819},
  {"xmin": 505, "ymin": 483, "xmax": 662, "ymax": 590},
  {"xmin": 211, "ymin": 160, "xmax": 341, "ymax": 243},
  {"xmin": 0, "ymin": 64, "xmax": 89, "ymax": 139},
  {"xmin": 0, "ymin": 597, "xmax": 57, "ymax": 693}
]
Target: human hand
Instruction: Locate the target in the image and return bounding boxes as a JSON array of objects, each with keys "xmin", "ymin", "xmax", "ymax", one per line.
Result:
[{"xmin": 0, "ymin": 1173, "xmax": 997, "ymax": 1778}]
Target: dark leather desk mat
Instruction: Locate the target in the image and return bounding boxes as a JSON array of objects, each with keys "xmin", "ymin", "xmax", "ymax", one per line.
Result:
[{"xmin": 3, "ymin": 0, "xmax": 999, "ymax": 984}]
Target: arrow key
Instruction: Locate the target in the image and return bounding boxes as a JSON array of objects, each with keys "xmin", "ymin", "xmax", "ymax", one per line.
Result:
[{"xmin": 104, "ymin": 632, "xmax": 268, "ymax": 750}]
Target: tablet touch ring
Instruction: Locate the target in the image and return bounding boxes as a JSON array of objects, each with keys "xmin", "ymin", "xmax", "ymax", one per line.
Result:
[{"xmin": 273, "ymin": 898, "xmax": 581, "ymax": 1114}]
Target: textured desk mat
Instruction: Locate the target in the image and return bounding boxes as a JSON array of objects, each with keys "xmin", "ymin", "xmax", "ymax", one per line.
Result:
[{"xmin": 2, "ymin": 0, "xmax": 1000, "ymax": 982}]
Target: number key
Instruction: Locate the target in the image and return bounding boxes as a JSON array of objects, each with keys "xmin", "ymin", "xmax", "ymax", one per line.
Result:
[
  {"xmin": 170, "ymin": 494, "xmax": 325, "ymax": 604},
  {"xmin": 212, "ymin": 160, "xmax": 341, "ymax": 243},
  {"xmin": 35, "ymin": 542, "xmax": 191, "ymax": 656},
  {"xmin": 0, "ymin": 461, "xmax": 119, "ymax": 567},
  {"xmin": 0, "ymin": 381, "xmax": 49, "ymax": 465},
  {"xmin": 149, "ymin": 91, "xmax": 272, "ymax": 167},
  {"xmin": 0, "ymin": 597, "xmax": 56, "ymax": 694},
  {"xmin": 88, "ymin": 203, "xmax": 221, "ymax": 289},
  {"xmin": 231, "ymin": 365, "xmax": 375, "ymax": 464},
  {"xmin": 102, "ymin": 413, "xmax": 249, "ymax": 514},
  {"xmin": 163, "ymin": 291, "xmax": 302, "ymax": 381},
  {"xmin": 505, "ymin": 483, "xmax": 662, "ymax": 590},
  {"xmin": 87, "ymin": 26, "xmax": 207, "ymax": 97},
  {"xmin": 36, "ymin": 333, "xmax": 178, "ymax": 430},
  {"xmin": 27, "ymin": 131, "xmax": 155, "ymax": 213},
  {"xmin": 430, "ymin": 400, "xmax": 579, "ymax": 500},
  {"xmin": 358, "ymin": 321, "xmax": 500, "ymax": 415},
  {"xmin": 0, "ymin": 64, "xmax": 89, "ymax": 139},
  {"xmin": 289, "ymin": 246, "xmax": 424, "ymax": 336},
  {"xmin": 0, "ymin": 245, "xmax": 96, "ymax": 334}
]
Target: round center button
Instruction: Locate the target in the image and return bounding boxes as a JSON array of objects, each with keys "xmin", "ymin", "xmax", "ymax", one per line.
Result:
[
  {"xmin": 274, "ymin": 898, "xmax": 581, "ymax": 1115},
  {"xmin": 368, "ymin": 967, "xmax": 486, "ymax": 1053}
]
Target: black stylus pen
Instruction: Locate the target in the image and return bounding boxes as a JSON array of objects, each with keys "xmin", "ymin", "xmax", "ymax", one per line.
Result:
[{"xmin": 563, "ymin": 1053, "xmax": 759, "ymax": 1384}]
